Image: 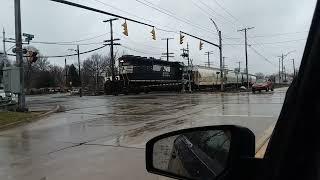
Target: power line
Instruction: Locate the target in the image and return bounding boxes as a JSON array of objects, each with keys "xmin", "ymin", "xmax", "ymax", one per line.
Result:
[
  {"xmin": 248, "ymin": 30, "xmax": 309, "ymax": 38},
  {"xmin": 30, "ymin": 41, "xmax": 105, "ymax": 46},
  {"xmin": 248, "ymin": 45, "xmax": 277, "ymax": 67},
  {"xmin": 7, "ymin": 45, "xmax": 107, "ymax": 58},
  {"xmin": 223, "ymin": 38, "xmax": 307, "ymax": 46},
  {"xmin": 90, "ymin": 0, "xmax": 180, "ymax": 34},
  {"xmin": 51, "ymin": 0, "xmax": 154, "ymax": 27},
  {"xmin": 195, "ymin": 0, "xmax": 237, "ymax": 26},
  {"xmin": 5, "ymin": 33, "xmax": 110, "ymax": 46},
  {"xmin": 135, "ymin": 0, "xmax": 217, "ymax": 35},
  {"xmin": 212, "ymin": 0, "xmax": 243, "ymax": 26},
  {"xmin": 121, "ymin": 45, "xmax": 162, "ymax": 56},
  {"xmin": 113, "ymin": 30, "xmax": 167, "ymax": 50}
]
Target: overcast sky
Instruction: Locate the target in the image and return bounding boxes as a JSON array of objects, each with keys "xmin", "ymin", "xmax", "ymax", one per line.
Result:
[{"xmin": 0, "ymin": 0, "xmax": 317, "ymax": 74}]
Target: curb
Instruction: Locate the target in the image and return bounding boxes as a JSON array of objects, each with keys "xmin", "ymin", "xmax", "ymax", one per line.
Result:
[
  {"xmin": 255, "ymin": 121, "xmax": 276, "ymax": 158},
  {"xmin": 0, "ymin": 105, "xmax": 61, "ymax": 130}
]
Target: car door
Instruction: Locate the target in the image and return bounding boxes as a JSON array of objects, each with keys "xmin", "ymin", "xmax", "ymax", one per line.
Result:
[{"xmin": 261, "ymin": 1, "xmax": 320, "ymax": 180}]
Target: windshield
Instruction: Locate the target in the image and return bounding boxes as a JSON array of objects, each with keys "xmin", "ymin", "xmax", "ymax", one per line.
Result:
[
  {"xmin": 256, "ymin": 79, "xmax": 265, "ymax": 83},
  {"xmin": 0, "ymin": 0, "xmax": 316, "ymax": 179}
]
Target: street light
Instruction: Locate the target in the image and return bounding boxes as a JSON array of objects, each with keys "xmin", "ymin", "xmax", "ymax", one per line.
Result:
[
  {"xmin": 210, "ymin": 18, "xmax": 224, "ymax": 91},
  {"xmin": 278, "ymin": 50, "xmax": 296, "ymax": 83},
  {"xmin": 68, "ymin": 45, "xmax": 82, "ymax": 97}
]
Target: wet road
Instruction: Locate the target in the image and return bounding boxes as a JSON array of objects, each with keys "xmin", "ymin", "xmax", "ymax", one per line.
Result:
[{"xmin": 0, "ymin": 88, "xmax": 287, "ymax": 180}]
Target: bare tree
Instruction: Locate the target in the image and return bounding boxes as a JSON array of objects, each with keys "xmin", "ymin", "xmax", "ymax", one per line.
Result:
[
  {"xmin": 255, "ymin": 72, "xmax": 265, "ymax": 80},
  {"xmin": 0, "ymin": 53, "xmax": 11, "ymax": 85},
  {"xmin": 49, "ymin": 65, "xmax": 64, "ymax": 87},
  {"xmin": 82, "ymin": 53, "xmax": 110, "ymax": 94}
]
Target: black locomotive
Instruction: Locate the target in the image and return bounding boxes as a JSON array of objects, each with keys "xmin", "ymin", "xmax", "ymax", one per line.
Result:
[{"xmin": 104, "ymin": 55, "xmax": 184, "ymax": 94}]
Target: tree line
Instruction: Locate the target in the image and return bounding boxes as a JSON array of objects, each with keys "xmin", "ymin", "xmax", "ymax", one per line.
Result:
[{"xmin": 0, "ymin": 46, "xmax": 115, "ymax": 95}]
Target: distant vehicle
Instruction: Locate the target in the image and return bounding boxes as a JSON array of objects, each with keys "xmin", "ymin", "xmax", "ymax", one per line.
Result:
[
  {"xmin": 70, "ymin": 88, "xmax": 80, "ymax": 95},
  {"xmin": 252, "ymin": 79, "xmax": 274, "ymax": 93}
]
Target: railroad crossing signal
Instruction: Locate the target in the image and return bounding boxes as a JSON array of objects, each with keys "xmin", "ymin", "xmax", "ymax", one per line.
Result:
[
  {"xmin": 151, "ymin": 27, "xmax": 156, "ymax": 40},
  {"xmin": 122, "ymin": 20, "xmax": 128, "ymax": 36},
  {"xmin": 199, "ymin": 41, "xmax": 204, "ymax": 50},
  {"xmin": 180, "ymin": 33, "xmax": 184, "ymax": 44}
]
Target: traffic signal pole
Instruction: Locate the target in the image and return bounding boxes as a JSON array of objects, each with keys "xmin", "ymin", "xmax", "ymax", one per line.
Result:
[{"xmin": 14, "ymin": 0, "xmax": 26, "ymax": 111}]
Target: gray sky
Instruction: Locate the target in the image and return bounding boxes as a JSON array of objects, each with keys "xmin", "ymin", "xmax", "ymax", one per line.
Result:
[{"xmin": 0, "ymin": 0, "xmax": 317, "ymax": 74}]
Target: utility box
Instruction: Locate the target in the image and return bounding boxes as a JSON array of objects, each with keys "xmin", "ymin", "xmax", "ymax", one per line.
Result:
[{"xmin": 3, "ymin": 66, "xmax": 21, "ymax": 94}]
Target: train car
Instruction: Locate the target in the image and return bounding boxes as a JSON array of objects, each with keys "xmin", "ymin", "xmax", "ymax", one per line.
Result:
[
  {"xmin": 224, "ymin": 70, "xmax": 238, "ymax": 85},
  {"xmin": 192, "ymin": 66, "xmax": 221, "ymax": 90},
  {"xmin": 240, "ymin": 73, "xmax": 257, "ymax": 86},
  {"xmin": 111, "ymin": 55, "xmax": 184, "ymax": 94}
]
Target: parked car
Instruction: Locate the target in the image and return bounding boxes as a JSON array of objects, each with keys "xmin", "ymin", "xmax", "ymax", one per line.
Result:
[{"xmin": 252, "ymin": 79, "xmax": 274, "ymax": 93}]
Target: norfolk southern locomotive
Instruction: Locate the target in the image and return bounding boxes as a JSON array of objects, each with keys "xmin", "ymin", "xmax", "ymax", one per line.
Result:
[
  {"xmin": 104, "ymin": 55, "xmax": 256, "ymax": 94},
  {"xmin": 104, "ymin": 55, "xmax": 184, "ymax": 94}
]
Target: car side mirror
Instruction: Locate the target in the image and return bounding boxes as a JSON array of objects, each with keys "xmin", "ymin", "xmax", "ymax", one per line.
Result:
[{"xmin": 146, "ymin": 125, "xmax": 255, "ymax": 180}]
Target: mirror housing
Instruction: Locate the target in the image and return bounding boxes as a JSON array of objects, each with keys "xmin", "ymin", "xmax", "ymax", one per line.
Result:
[{"xmin": 146, "ymin": 125, "xmax": 255, "ymax": 180}]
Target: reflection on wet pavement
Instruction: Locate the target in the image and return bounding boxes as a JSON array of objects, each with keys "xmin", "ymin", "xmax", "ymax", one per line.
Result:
[{"xmin": 0, "ymin": 88, "xmax": 287, "ymax": 180}]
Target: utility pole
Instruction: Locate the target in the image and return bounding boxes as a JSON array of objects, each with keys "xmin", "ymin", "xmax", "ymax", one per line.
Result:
[
  {"xmin": 238, "ymin": 27, "xmax": 254, "ymax": 89},
  {"xmin": 236, "ymin": 61, "xmax": 241, "ymax": 88},
  {"xmin": 204, "ymin": 51, "xmax": 213, "ymax": 67},
  {"xmin": 284, "ymin": 66, "xmax": 287, "ymax": 82},
  {"xmin": 278, "ymin": 58, "xmax": 281, "ymax": 84},
  {"xmin": 65, "ymin": 58, "xmax": 67, "ymax": 87},
  {"xmin": 281, "ymin": 54, "xmax": 284, "ymax": 82},
  {"xmin": 15, "ymin": 0, "xmax": 26, "ymax": 111},
  {"xmin": 161, "ymin": 38, "xmax": 174, "ymax": 61},
  {"xmin": 237, "ymin": 61, "xmax": 241, "ymax": 71},
  {"xmin": 2, "ymin": 28, "xmax": 6, "ymax": 55},
  {"xmin": 187, "ymin": 43, "xmax": 191, "ymax": 93},
  {"xmin": 278, "ymin": 51, "xmax": 295, "ymax": 84},
  {"xmin": 222, "ymin": 57, "xmax": 228, "ymax": 70},
  {"xmin": 292, "ymin": 58, "xmax": 296, "ymax": 77},
  {"xmin": 103, "ymin": 18, "xmax": 119, "ymax": 95},
  {"xmin": 77, "ymin": 45, "xmax": 82, "ymax": 97}
]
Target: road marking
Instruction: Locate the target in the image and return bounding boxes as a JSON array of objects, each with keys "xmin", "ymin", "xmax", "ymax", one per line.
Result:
[
  {"xmin": 255, "ymin": 121, "xmax": 276, "ymax": 158},
  {"xmin": 216, "ymin": 114, "xmax": 275, "ymax": 118}
]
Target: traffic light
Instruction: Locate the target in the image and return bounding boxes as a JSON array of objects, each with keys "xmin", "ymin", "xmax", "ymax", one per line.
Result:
[
  {"xmin": 180, "ymin": 33, "xmax": 184, "ymax": 44},
  {"xmin": 199, "ymin": 41, "xmax": 204, "ymax": 50},
  {"xmin": 122, "ymin": 20, "xmax": 128, "ymax": 36},
  {"xmin": 151, "ymin": 27, "xmax": 156, "ymax": 40}
]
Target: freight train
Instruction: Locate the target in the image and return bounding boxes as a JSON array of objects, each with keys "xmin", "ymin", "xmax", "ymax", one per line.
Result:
[
  {"xmin": 191, "ymin": 65, "xmax": 256, "ymax": 90},
  {"xmin": 104, "ymin": 55, "xmax": 256, "ymax": 94}
]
